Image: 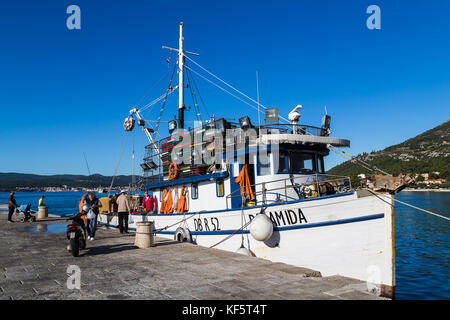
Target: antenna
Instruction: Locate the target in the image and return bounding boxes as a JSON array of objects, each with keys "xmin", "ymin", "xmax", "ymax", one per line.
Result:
[{"xmin": 256, "ymin": 70, "xmax": 260, "ymax": 129}]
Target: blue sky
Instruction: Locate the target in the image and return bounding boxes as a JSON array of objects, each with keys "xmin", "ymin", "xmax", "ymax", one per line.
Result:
[{"xmin": 0, "ymin": 0, "xmax": 449, "ymax": 176}]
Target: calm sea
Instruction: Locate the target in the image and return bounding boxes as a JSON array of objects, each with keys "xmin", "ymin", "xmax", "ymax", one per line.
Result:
[{"xmin": 1, "ymin": 190, "xmax": 449, "ymax": 299}]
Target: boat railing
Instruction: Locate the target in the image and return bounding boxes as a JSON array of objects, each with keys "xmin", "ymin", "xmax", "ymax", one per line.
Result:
[
  {"xmin": 258, "ymin": 123, "xmax": 324, "ymax": 136},
  {"xmin": 225, "ymin": 173, "xmax": 352, "ymax": 209}
]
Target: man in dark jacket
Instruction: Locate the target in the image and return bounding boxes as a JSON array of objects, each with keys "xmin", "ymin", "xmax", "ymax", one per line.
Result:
[{"xmin": 8, "ymin": 191, "xmax": 18, "ymax": 222}]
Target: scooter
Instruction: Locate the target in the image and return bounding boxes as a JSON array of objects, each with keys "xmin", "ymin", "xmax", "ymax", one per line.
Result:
[
  {"xmin": 66, "ymin": 206, "xmax": 88, "ymax": 257},
  {"xmin": 16, "ymin": 204, "xmax": 37, "ymax": 222}
]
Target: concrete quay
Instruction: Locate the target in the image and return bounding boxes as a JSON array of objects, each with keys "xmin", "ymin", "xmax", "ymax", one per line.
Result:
[{"xmin": 0, "ymin": 205, "xmax": 386, "ymax": 300}]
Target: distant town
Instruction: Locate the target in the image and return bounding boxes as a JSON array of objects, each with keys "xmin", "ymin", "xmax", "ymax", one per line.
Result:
[{"xmin": 13, "ymin": 186, "xmax": 126, "ymax": 193}]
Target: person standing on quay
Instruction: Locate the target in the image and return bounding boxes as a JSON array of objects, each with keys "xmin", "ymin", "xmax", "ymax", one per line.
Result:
[
  {"xmin": 8, "ymin": 191, "xmax": 18, "ymax": 223},
  {"xmin": 38, "ymin": 195, "xmax": 45, "ymax": 207},
  {"xmin": 82, "ymin": 192, "xmax": 101, "ymax": 240},
  {"xmin": 117, "ymin": 190, "xmax": 131, "ymax": 234}
]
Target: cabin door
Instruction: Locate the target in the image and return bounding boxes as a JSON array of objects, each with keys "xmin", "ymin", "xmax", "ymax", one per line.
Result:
[
  {"xmin": 229, "ymin": 163, "xmax": 255, "ymax": 209},
  {"xmin": 229, "ymin": 163, "xmax": 242, "ymax": 209}
]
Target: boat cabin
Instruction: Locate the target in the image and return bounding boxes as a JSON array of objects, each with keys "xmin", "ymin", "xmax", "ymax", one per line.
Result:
[{"xmin": 140, "ymin": 116, "xmax": 351, "ymax": 213}]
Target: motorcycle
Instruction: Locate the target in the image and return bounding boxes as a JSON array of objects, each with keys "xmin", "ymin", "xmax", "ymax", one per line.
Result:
[{"xmin": 66, "ymin": 205, "xmax": 88, "ymax": 257}]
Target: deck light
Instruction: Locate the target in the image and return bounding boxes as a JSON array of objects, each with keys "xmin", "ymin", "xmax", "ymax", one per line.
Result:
[
  {"xmin": 168, "ymin": 120, "xmax": 177, "ymax": 134},
  {"xmin": 265, "ymin": 108, "xmax": 279, "ymax": 123},
  {"xmin": 239, "ymin": 116, "xmax": 252, "ymax": 130}
]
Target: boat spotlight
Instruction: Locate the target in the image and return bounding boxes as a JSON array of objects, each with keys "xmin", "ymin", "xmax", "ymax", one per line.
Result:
[
  {"xmin": 265, "ymin": 108, "xmax": 279, "ymax": 123},
  {"xmin": 168, "ymin": 120, "xmax": 177, "ymax": 134},
  {"xmin": 239, "ymin": 116, "xmax": 252, "ymax": 130}
]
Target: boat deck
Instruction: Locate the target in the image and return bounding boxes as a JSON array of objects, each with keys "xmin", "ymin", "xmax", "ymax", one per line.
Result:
[{"xmin": 0, "ymin": 206, "xmax": 387, "ymax": 300}]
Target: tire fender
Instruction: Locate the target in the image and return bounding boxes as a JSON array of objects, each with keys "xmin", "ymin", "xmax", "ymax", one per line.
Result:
[{"xmin": 174, "ymin": 227, "xmax": 192, "ymax": 243}]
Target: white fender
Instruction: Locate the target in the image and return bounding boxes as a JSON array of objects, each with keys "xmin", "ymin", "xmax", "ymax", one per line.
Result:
[{"xmin": 249, "ymin": 213, "xmax": 273, "ymax": 241}]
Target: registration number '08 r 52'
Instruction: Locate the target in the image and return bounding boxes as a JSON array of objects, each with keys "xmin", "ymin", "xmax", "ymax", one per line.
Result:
[
  {"xmin": 193, "ymin": 217, "xmax": 220, "ymax": 232},
  {"xmin": 70, "ymin": 232, "xmax": 76, "ymax": 239}
]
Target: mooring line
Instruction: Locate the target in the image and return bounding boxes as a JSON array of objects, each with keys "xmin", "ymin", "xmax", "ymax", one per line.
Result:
[{"xmin": 366, "ymin": 189, "xmax": 449, "ymax": 221}]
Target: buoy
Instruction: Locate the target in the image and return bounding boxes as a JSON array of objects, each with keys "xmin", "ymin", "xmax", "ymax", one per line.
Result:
[
  {"xmin": 235, "ymin": 245, "xmax": 255, "ymax": 257},
  {"xmin": 249, "ymin": 213, "xmax": 273, "ymax": 241}
]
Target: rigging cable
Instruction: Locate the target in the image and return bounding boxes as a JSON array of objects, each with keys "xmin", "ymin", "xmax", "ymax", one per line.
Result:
[
  {"xmin": 154, "ymin": 60, "xmax": 178, "ymax": 135},
  {"xmin": 185, "ymin": 55, "xmax": 290, "ymax": 123},
  {"xmin": 186, "ymin": 65, "xmax": 210, "ymax": 119},
  {"xmin": 185, "ymin": 63, "xmax": 202, "ymax": 122},
  {"xmin": 108, "ymin": 131, "xmax": 129, "ymax": 195},
  {"xmin": 185, "ymin": 65, "xmax": 271, "ymax": 120},
  {"xmin": 132, "ymin": 58, "xmax": 173, "ymax": 112}
]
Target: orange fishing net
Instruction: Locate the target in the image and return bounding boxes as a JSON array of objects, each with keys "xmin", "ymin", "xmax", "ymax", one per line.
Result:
[{"xmin": 235, "ymin": 164, "xmax": 255, "ymax": 200}]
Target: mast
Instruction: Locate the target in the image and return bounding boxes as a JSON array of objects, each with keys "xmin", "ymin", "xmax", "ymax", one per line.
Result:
[
  {"xmin": 178, "ymin": 22, "xmax": 185, "ymax": 129},
  {"xmin": 162, "ymin": 23, "xmax": 199, "ymax": 130}
]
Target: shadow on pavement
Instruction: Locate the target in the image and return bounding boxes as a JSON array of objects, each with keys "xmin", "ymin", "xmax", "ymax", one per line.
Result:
[{"xmin": 83, "ymin": 243, "xmax": 138, "ymax": 256}]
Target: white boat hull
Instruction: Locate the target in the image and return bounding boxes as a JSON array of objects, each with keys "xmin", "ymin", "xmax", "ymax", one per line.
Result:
[{"xmin": 98, "ymin": 191, "xmax": 395, "ymax": 298}]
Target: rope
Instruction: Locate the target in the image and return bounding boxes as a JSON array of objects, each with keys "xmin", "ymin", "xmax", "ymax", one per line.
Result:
[
  {"xmin": 329, "ymin": 146, "xmax": 392, "ymax": 177},
  {"xmin": 210, "ymin": 218, "xmax": 253, "ymax": 249},
  {"xmin": 152, "ymin": 210, "xmax": 205, "ymax": 233},
  {"xmin": 209, "ymin": 206, "xmax": 268, "ymax": 249},
  {"xmin": 329, "ymin": 146, "xmax": 382, "ymax": 174},
  {"xmin": 365, "ymin": 189, "xmax": 450, "ymax": 221},
  {"xmin": 108, "ymin": 131, "xmax": 129, "ymax": 195}
]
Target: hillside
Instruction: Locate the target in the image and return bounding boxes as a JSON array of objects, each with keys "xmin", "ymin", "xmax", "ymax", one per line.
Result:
[
  {"xmin": 327, "ymin": 120, "xmax": 450, "ymax": 182},
  {"xmin": 0, "ymin": 173, "xmax": 133, "ymax": 191}
]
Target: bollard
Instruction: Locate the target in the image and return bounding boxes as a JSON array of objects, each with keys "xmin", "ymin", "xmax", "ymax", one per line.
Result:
[
  {"xmin": 37, "ymin": 206, "xmax": 48, "ymax": 219},
  {"xmin": 134, "ymin": 221, "xmax": 154, "ymax": 248}
]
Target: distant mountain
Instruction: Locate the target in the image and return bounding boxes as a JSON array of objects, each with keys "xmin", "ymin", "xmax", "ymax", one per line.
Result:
[
  {"xmin": 0, "ymin": 173, "xmax": 133, "ymax": 191},
  {"xmin": 327, "ymin": 120, "xmax": 450, "ymax": 181}
]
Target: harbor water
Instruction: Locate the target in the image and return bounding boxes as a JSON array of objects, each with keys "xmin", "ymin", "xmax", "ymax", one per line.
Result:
[{"xmin": 1, "ymin": 191, "xmax": 449, "ymax": 299}]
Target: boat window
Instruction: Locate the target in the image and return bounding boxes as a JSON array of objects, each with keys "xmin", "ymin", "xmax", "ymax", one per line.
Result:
[
  {"xmin": 191, "ymin": 183, "xmax": 198, "ymax": 199},
  {"xmin": 276, "ymin": 152, "xmax": 288, "ymax": 174},
  {"xmin": 318, "ymin": 155, "xmax": 325, "ymax": 173},
  {"xmin": 257, "ymin": 153, "xmax": 271, "ymax": 176},
  {"xmin": 289, "ymin": 153, "xmax": 315, "ymax": 173},
  {"xmin": 216, "ymin": 179, "xmax": 224, "ymax": 197}
]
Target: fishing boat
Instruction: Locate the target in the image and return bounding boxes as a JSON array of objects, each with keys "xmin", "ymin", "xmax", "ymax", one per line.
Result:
[{"xmin": 98, "ymin": 22, "xmax": 400, "ymax": 298}]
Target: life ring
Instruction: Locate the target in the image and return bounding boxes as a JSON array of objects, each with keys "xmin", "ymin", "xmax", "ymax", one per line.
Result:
[
  {"xmin": 174, "ymin": 227, "xmax": 192, "ymax": 243},
  {"xmin": 168, "ymin": 162, "xmax": 178, "ymax": 180}
]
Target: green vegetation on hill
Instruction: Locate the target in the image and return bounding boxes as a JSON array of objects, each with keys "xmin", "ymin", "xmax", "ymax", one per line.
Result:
[{"xmin": 327, "ymin": 120, "xmax": 450, "ymax": 184}]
